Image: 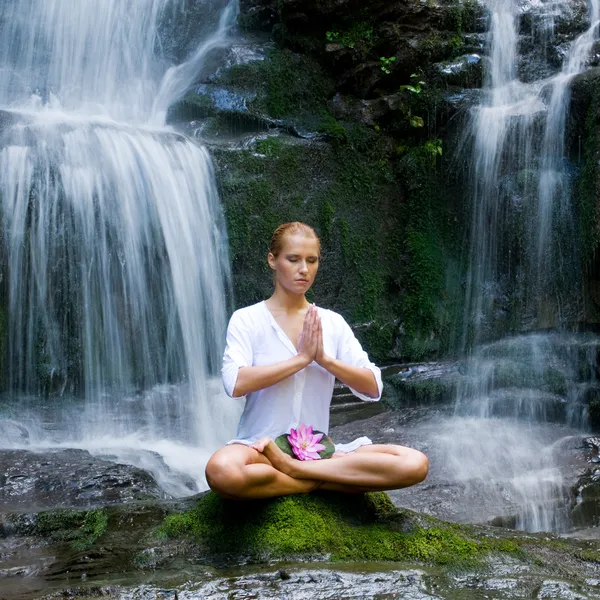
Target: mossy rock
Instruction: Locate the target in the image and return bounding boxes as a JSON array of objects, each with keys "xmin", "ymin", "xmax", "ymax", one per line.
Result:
[
  {"xmin": 9, "ymin": 507, "xmax": 109, "ymax": 551},
  {"xmin": 384, "ymin": 374, "xmax": 459, "ymax": 408},
  {"xmin": 215, "ymin": 47, "xmax": 334, "ymax": 125},
  {"xmin": 160, "ymin": 491, "xmax": 511, "ymax": 567}
]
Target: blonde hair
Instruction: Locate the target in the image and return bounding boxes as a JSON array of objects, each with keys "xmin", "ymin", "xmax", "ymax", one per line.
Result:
[{"xmin": 269, "ymin": 222, "xmax": 320, "ymax": 257}]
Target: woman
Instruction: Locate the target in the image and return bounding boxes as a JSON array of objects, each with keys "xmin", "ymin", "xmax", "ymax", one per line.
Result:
[{"xmin": 205, "ymin": 222, "xmax": 428, "ymax": 499}]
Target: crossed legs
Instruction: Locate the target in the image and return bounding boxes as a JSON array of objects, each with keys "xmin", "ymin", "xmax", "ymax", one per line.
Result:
[{"xmin": 205, "ymin": 439, "xmax": 428, "ymax": 500}]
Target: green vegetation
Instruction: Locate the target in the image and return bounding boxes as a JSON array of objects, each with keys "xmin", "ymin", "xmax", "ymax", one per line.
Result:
[
  {"xmin": 217, "ymin": 48, "xmax": 334, "ymax": 121},
  {"xmin": 32, "ymin": 508, "xmax": 108, "ymax": 550},
  {"xmin": 379, "ymin": 56, "xmax": 397, "ymax": 74},
  {"xmin": 396, "ymin": 141, "xmax": 462, "ymax": 359},
  {"xmin": 160, "ymin": 491, "xmax": 494, "ymax": 566},
  {"xmin": 325, "ymin": 22, "xmax": 374, "ymax": 51},
  {"xmin": 577, "ymin": 85, "xmax": 600, "ymax": 263}
]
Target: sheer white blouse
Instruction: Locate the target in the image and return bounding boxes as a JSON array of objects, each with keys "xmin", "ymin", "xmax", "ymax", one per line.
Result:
[{"xmin": 221, "ymin": 301, "xmax": 383, "ymax": 446}]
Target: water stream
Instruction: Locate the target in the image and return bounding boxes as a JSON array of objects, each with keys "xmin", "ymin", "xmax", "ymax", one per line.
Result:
[
  {"xmin": 0, "ymin": 0, "xmax": 242, "ymax": 493},
  {"xmin": 450, "ymin": 0, "xmax": 600, "ymax": 532}
]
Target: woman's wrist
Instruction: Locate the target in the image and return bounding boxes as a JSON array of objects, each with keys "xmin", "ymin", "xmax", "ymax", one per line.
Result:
[
  {"xmin": 295, "ymin": 353, "xmax": 313, "ymax": 369},
  {"xmin": 316, "ymin": 353, "xmax": 335, "ymax": 370}
]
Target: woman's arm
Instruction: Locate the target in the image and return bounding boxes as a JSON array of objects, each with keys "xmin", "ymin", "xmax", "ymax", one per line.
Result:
[
  {"xmin": 230, "ymin": 304, "xmax": 321, "ymax": 397},
  {"xmin": 314, "ymin": 317, "xmax": 380, "ymax": 399},
  {"xmin": 233, "ymin": 355, "xmax": 309, "ymax": 397}
]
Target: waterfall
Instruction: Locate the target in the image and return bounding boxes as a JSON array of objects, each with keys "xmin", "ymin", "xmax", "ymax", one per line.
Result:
[
  {"xmin": 447, "ymin": 0, "xmax": 600, "ymax": 532},
  {"xmin": 464, "ymin": 0, "xmax": 599, "ymax": 342},
  {"xmin": 0, "ymin": 0, "xmax": 241, "ymax": 493}
]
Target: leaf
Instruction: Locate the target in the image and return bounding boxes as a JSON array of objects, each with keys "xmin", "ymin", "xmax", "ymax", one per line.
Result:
[{"xmin": 400, "ymin": 85, "xmax": 421, "ymax": 94}]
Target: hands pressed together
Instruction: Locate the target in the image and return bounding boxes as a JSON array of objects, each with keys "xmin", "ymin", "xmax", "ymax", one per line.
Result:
[{"xmin": 297, "ymin": 304, "xmax": 329, "ymax": 368}]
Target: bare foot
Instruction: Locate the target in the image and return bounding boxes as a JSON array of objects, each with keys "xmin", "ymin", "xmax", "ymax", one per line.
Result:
[
  {"xmin": 258, "ymin": 438, "xmax": 298, "ymax": 477},
  {"xmin": 250, "ymin": 436, "xmax": 271, "ymax": 453}
]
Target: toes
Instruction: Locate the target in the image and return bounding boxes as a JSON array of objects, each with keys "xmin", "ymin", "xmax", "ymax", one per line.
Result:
[{"xmin": 251, "ymin": 437, "xmax": 271, "ymax": 452}]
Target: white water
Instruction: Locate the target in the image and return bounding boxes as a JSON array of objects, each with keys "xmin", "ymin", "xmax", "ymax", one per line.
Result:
[
  {"xmin": 0, "ymin": 0, "xmax": 242, "ymax": 493},
  {"xmin": 453, "ymin": 0, "xmax": 600, "ymax": 532}
]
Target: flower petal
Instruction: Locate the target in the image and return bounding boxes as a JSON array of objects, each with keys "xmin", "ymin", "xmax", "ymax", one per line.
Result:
[{"xmin": 311, "ymin": 432, "xmax": 324, "ymax": 444}]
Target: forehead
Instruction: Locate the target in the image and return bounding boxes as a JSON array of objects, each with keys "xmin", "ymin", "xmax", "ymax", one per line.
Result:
[{"xmin": 280, "ymin": 233, "xmax": 320, "ymax": 255}]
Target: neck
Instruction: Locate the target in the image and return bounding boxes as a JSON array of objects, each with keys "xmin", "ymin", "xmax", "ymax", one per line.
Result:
[{"xmin": 267, "ymin": 285, "xmax": 310, "ymax": 312}]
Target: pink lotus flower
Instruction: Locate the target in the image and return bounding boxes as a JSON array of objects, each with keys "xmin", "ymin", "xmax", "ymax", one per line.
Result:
[{"xmin": 288, "ymin": 424, "xmax": 326, "ymax": 461}]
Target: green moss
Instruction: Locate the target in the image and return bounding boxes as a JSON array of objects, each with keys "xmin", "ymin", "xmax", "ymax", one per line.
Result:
[
  {"xmin": 35, "ymin": 509, "xmax": 85, "ymax": 536},
  {"xmin": 443, "ymin": 0, "xmax": 479, "ymax": 34},
  {"xmin": 217, "ymin": 126, "xmax": 401, "ymax": 357},
  {"xmin": 218, "ymin": 48, "xmax": 334, "ymax": 121},
  {"xmin": 255, "ymin": 137, "xmax": 285, "ymax": 158},
  {"xmin": 325, "ymin": 22, "xmax": 375, "ymax": 55},
  {"xmin": 72, "ymin": 509, "xmax": 109, "ymax": 551},
  {"xmin": 575, "ymin": 549, "xmax": 600, "ymax": 563},
  {"xmin": 490, "ymin": 362, "xmax": 567, "ymax": 395},
  {"xmin": 167, "ymin": 91, "xmax": 216, "ymax": 122},
  {"xmin": 33, "ymin": 508, "xmax": 108, "ymax": 550},
  {"xmin": 397, "ymin": 142, "xmax": 463, "ymax": 360},
  {"xmin": 160, "ymin": 491, "xmax": 487, "ymax": 566},
  {"xmin": 577, "ymin": 82, "xmax": 600, "ymax": 263}
]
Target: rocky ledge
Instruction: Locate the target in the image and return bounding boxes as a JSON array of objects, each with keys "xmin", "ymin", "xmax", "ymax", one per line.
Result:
[{"xmin": 2, "ymin": 488, "xmax": 600, "ymax": 599}]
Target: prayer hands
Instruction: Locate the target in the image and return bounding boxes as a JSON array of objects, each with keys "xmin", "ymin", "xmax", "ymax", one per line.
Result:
[
  {"xmin": 297, "ymin": 304, "xmax": 320, "ymax": 365},
  {"xmin": 297, "ymin": 304, "xmax": 330, "ymax": 367}
]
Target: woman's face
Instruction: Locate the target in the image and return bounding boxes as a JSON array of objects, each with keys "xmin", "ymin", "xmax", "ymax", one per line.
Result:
[{"xmin": 268, "ymin": 234, "xmax": 320, "ymax": 295}]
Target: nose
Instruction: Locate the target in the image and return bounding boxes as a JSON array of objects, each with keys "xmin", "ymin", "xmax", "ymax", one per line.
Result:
[{"xmin": 299, "ymin": 262, "xmax": 308, "ymax": 274}]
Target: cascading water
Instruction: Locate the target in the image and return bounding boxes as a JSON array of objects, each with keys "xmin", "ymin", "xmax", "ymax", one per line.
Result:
[
  {"xmin": 0, "ymin": 0, "xmax": 241, "ymax": 493},
  {"xmin": 445, "ymin": 0, "xmax": 600, "ymax": 532}
]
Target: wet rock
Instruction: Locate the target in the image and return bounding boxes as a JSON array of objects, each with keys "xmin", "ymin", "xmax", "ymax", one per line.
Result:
[
  {"xmin": 0, "ymin": 448, "xmax": 168, "ymax": 511},
  {"xmin": 382, "ymin": 361, "xmax": 462, "ymax": 408},
  {"xmin": 434, "ymin": 53, "xmax": 483, "ymax": 88},
  {"xmin": 570, "ymin": 437, "xmax": 600, "ymax": 531},
  {"xmin": 239, "ymin": 0, "xmax": 486, "ymax": 97}
]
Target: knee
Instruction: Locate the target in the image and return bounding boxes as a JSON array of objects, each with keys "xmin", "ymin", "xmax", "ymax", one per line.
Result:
[
  {"xmin": 407, "ymin": 451, "xmax": 429, "ymax": 485},
  {"xmin": 205, "ymin": 454, "xmax": 247, "ymax": 498},
  {"xmin": 393, "ymin": 450, "xmax": 428, "ymax": 488}
]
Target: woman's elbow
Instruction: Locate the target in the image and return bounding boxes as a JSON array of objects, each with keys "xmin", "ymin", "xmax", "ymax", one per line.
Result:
[
  {"xmin": 231, "ymin": 368, "xmax": 249, "ymax": 397},
  {"xmin": 231, "ymin": 383, "xmax": 246, "ymax": 398},
  {"xmin": 367, "ymin": 372, "xmax": 381, "ymax": 400}
]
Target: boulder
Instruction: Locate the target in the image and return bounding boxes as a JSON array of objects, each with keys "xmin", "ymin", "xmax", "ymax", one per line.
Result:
[{"xmin": 0, "ymin": 448, "xmax": 168, "ymax": 511}]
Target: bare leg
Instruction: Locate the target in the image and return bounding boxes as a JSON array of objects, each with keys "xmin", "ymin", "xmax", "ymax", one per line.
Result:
[
  {"xmin": 205, "ymin": 444, "xmax": 321, "ymax": 500},
  {"xmin": 253, "ymin": 438, "xmax": 428, "ymax": 491}
]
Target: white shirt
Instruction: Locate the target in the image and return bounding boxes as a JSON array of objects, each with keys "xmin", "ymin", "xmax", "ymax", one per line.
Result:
[{"xmin": 221, "ymin": 301, "xmax": 383, "ymax": 443}]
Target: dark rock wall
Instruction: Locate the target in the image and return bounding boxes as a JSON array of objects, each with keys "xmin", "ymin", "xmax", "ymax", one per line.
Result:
[
  {"xmin": 203, "ymin": 0, "xmax": 486, "ymax": 362},
  {"xmin": 573, "ymin": 73, "xmax": 600, "ymax": 327}
]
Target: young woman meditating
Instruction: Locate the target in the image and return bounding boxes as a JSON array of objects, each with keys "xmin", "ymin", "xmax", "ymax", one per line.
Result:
[{"xmin": 205, "ymin": 222, "xmax": 428, "ymax": 499}]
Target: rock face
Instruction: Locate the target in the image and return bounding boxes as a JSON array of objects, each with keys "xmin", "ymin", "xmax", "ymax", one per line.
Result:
[
  {"xmin": 0, "ymin": 449, "xmax": 168, "ymax": 511},
  {"xmin": 178, "ymin": 0, "xmax": 600, "ymax": 364},
  {"xmin": 167, "ymin": 0, "xmax": 483, "ymax": 362},
  {"xmin": 240, "ymin": 0, "xmax": 486, "ymax": 97}
]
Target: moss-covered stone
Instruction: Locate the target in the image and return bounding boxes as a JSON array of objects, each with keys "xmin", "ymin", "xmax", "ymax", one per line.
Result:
[
  {"xmin": 25, "ymin": 507, "xmax": 108, "ymax": 550},
  {"xmin": 160, "ymin": 491, "xmax": 492, "ymax": 566},
  {"xmin": 214, "ymin": 96, "xmax": 466, "ymax": 361},
  {"xmin": 216, "ymin": 48, "xmax": 334, "ymax": 124},
  {"xmin": 384, "ymin": 375, "xmax": 459, "ymax": 408}
]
